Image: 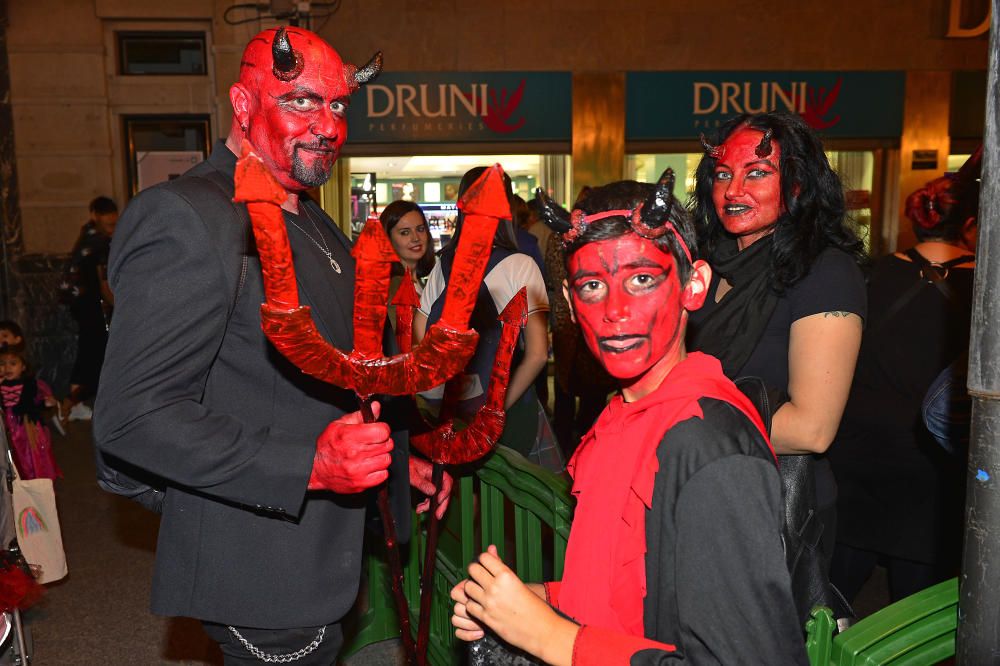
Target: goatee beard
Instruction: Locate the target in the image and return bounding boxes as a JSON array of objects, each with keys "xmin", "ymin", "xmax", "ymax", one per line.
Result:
[{"xmin": 292, "ymin": 143, "xmax": 336, "ymax": 187}]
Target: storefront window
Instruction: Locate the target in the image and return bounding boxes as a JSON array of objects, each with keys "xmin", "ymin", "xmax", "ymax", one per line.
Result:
[
  {"xmin": 626, "ymin": 153, "xmax": 701, "ymax": 199},
  {"xmin": 828, "ymin": 151, "xmax": 875, "ymax": 248},
  {"xmin": 947, "ymin": 153, "xmax": 972, "ymax": 172},
  {"xmin": 346, "ymin": 154, "xmax": 570, "ymax": 247}
]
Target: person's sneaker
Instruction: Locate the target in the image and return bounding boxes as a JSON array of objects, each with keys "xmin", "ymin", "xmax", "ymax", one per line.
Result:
[{"xmin": 68, "ymin": 403, "xmax": 93, "ymax": 421}]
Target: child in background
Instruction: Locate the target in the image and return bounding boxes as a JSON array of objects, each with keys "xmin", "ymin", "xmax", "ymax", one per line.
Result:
[
  {"xmin": 0, "ymin": 321, "xmax": 25, "ymax": 352},
  {"xmin": 0, "ymin": 348, "xmax": 60, "ymax": 480}
]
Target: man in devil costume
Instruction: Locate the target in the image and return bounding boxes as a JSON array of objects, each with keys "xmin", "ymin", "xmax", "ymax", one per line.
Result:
[
  {"xmin": 451, "ymin": 173, "xmax": 808, "ymax": 664},
  {"xmin": 95, "ymin": 27, "xmax": 443, "ymax": 663}
]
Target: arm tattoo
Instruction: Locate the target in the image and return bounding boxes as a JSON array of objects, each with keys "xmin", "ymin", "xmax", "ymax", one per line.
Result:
[{"xmin": 823, "ymin": 311, "xmax": 853, "ymax": 318}]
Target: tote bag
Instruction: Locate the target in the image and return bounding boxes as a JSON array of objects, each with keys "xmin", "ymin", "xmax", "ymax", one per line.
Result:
[{"xmin": 11, "ymin": 463, "xmax": 67, "ymax": 584}]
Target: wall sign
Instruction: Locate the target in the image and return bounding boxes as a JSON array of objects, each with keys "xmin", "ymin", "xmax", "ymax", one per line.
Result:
[
  {"xmin": 626, "ymin": 71, "xmax": 905, "ymax": 140},
  {"xmin": 946, "ymin": 0, "xmax": 990, "ymax": 38},
  {"xmin": 346, "ymin": 72, "xmax": 571, "ymax": 144},
  {"xmin": 912, "ymin": 149, "xmax": 939, "ymax": 170}
]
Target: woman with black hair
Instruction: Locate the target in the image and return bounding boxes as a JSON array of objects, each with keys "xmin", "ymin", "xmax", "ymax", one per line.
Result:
[
  {"xmin": 380, "ymin": 200, "xmax": 435, "ymax": 283},
  {"xmin": 413, "ymin": 166, "xmax": 549, "ymax": 457},
  {"xmin": 828, "ymin": 150, "xmax": 980, "ymax": 604},
  {"xmin": 687, "ymin": 111, "xmax": 867, "ymax": 619}
]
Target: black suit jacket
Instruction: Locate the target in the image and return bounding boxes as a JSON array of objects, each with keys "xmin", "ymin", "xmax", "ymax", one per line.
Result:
[{"xmin": 95, "ymin": 142, "xmax": 408, "ymax": 628}]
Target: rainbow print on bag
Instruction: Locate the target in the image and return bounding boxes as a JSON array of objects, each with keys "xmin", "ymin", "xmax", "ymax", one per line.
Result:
[{"xmin": 18, "ymin": 507, "xmax": 47, "ymax": 537}]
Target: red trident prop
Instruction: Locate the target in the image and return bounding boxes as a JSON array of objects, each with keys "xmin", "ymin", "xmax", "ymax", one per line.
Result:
[
  {"xmin": 411, "ymin": 288, "xmax": 527, "ymax": 661},
  {"xmin": 233, "ymin": 143, "xmax": 513, "ymax": 664},
  {"xmin": 391, "ymin": 270, "xmax": 421, "ymax": 354}
]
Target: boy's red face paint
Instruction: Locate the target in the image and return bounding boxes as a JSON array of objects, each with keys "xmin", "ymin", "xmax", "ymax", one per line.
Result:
[
  {"xmin": 238, "ymin": 28, "xmax": 352, "ymax": 192},
  {"xmin": 711, "ymin": 127, "xmax": 784, "ymax": 245},
  {"xmin": 567, "ymin": 235, "xmax": 685, "ymax": 386}
]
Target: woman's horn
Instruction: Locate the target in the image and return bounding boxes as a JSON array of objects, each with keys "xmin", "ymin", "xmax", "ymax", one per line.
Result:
[
  {"xmin": 699, "ymin": 133, "xmax": 724, "ymax": 159},
  {"xmin": 755, "ymin": 128, "xmax": 774, "ymax": 158}
]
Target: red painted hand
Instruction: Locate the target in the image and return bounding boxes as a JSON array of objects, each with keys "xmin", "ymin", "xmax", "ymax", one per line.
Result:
[
  {"xmin": 410, "ymin": 457, "xmax": 453, "ymax": 519},
  {"xmin": 308, "ymin": 401, "xmax": 393, "ymax": 493}
]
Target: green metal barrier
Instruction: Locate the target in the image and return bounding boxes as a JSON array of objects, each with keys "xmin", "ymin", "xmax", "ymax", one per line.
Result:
[
  {"xmin": 805, "ymin": 578, "xmax": 959, "ymax": 666},
  {"xmin": 342, "ymin": 446, "xmax": 572, "ymax": 665},
  {"xmin": 346, "ymin": 446, "xmax": 959, "ymax": 666}
]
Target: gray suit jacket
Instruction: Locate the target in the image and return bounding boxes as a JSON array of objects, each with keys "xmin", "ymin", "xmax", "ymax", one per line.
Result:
[{"xmin": 95, "ymin": 142, "xmax": 408, "ymax": 628}]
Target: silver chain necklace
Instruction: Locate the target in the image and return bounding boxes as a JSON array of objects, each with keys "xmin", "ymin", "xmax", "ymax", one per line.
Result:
[{"xmin": 288, "ymin": 204, "xmax": 342, "ymax": 274}]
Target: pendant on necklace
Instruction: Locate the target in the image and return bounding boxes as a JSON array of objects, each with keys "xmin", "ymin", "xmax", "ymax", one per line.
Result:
[{"xmin": 330, "ymin": 257, "xmax": 342, "ymax": 274}]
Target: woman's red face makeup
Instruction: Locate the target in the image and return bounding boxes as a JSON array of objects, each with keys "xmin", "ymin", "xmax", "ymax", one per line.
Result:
[
  {"xmin": 567, "ymin": 235, "xmax": 684, "ymax": 383},
  {"xmin": 711, "ymin": 127, "xmax": 783, "ymax": 244}
]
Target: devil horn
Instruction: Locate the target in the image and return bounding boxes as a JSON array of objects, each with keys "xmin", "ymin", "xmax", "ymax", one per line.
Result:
[
  {"xmin": 272, "ymin": 27, "xmax": 296, "ymax": 73},
  {"xmin": 755, "ymin": 128, "xmax": 774, "ymax": 158},
  {"xmin": 354, "ymin": 51, "xmax": 383, "ymax": 87},
  {"xmin": 639, "ymin": 168, "xmax": 677, "ymax": 229},
  {"xmin": 534, "ymin": 188, "xmax": 571, "ymax": 234},
  {"xmin": 699, "ymin": 133, "xmax": 724, "ymax": 159},
  {"xmin": 271, "ymin": 27, "xmax": 303, "ymax": 81}
]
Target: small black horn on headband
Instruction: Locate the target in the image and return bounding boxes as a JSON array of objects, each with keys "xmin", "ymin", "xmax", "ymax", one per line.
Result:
[
  {"xmin": 639, "ymin": 168, "xmax": 677, "ymax": 230},
  {"xmin": 272, "ymin": 27, "xmax": 303, "ymax": 81},
  {"xmin": 755, "ymin": 128, "xmax": 774, "ymax": 158},
  {"xmin": 354, "ymin": 51, "xmax": 383, "ymax": 87},
  {"xmin": 699, "ymin": 133, "xmax": 724, "ymax": 159},
  {"xmin": 534, "ymin": 187, "xmax": 572, "ymax": 234}
]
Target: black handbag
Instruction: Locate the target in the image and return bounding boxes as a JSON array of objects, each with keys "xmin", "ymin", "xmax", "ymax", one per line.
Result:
[{"xmin": 734, "ymin": 376, "xmax": 854, "ymax": 625}]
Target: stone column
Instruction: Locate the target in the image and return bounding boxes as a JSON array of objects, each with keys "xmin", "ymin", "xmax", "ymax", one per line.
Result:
[
  {"xmin": 572, "ymin": 72, "xmax": 625, "ymax": 203},
  {"xmin": 896, "ymin": 70, "xmax": 952, "ymax": 250},
  {"xmin": 0, "ymin": 0, "xmax": 23, "ymax": 316}
]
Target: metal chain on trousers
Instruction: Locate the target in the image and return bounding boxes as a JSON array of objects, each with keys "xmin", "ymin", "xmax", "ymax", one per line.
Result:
[{"xmin": 226, "ymin": 625, "xmax": 326, "ymax": 663}]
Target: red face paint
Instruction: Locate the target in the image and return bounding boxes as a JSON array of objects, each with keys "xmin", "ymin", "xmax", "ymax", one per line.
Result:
[
  {"xmin": 567, "ymin": 235, "xmax": 685, "ymax": 396},
  {"xmin": 711, "ymin": 127, "xmax": 783, "ymax": 248},
  {"xmin": 237, "ymin": 28, "xmax": 352, "ymax": 192}
]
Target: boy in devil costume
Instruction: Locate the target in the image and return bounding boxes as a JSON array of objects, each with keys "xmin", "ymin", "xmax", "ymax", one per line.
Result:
[{"xmin": 451, "ymin": 172, "xmax": 807, "ymax": 664}]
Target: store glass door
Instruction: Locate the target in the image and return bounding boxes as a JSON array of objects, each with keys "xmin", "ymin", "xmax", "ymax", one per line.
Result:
[{"xmin": 344, "ymin": 154, "xmax": 570, "ymax": 246}]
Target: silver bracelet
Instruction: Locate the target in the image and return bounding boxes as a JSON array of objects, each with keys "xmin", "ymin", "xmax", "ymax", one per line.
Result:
[{"xmin": 226, "ymin": 625, "xmax": 326, "ymax": 663}]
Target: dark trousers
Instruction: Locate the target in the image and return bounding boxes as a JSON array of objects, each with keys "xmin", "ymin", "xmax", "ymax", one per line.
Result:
[
  {"xmin": 202, "ymin": 621, "xmax": 343, "ymax": 665},
  {"xmin": 70, "ymin": 319, "xmax": 108, "ymax": 400}
]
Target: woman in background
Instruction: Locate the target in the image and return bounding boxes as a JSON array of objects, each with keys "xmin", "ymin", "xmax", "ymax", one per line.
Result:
[
  {"xmin": 380, "ymin": 200, "xmax": 435, "ymax": 333},
  {"xmin": 829, "ymin": 149, "xmax": 981, "ymax": 603},
  {"xmin": 687, "ymin": 111, "xmax": 867, "ymax": 622},
  {"xmin": 414, "ymin": 167, "xmax": 549, "ymax": 458}
]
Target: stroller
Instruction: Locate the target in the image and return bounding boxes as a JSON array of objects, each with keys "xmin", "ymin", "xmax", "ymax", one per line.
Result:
[{"xmin": 0, "ymin": 412, "xmax": 37, "ymax": 665}]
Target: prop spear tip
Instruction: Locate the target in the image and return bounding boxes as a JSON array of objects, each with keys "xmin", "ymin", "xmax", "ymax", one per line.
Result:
[
  {"xmin": 391, "ymin": 271, "xmax": 422, "ymax": 308},
  {"xmin": 498, "ymin": 287, "xmax": 528, "ymax": 327}
]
